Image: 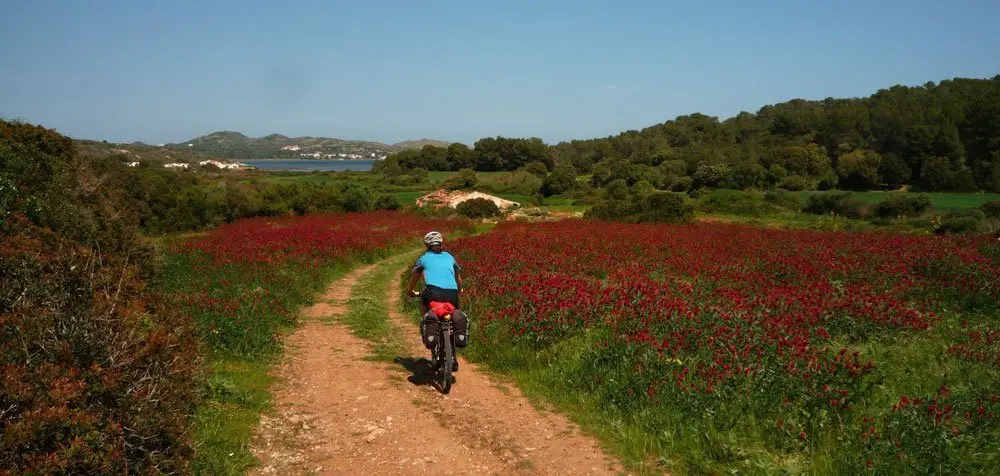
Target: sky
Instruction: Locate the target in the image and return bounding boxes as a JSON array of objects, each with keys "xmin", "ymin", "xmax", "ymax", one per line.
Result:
[{"xmin": 2, "ymin": 0, "xmax": 999, "ymax": 146}]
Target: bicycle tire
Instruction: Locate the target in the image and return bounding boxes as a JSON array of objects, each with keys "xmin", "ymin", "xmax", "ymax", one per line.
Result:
[{"xmin": 440, "ymin": 326, "xmax": 453, "ymax": 394}]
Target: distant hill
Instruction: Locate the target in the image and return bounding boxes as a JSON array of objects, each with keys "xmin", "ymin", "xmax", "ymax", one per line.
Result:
[
  {"xmin": 164, "ymin": 132, "xmax": 451, "ymax": 160},
  {"xmin": 393, "ymin": 139, "xmax": 453, "ymax": 150},
  {"xmin": 75, "ymin": 139, "xmax": 228, "ymax": 164}
]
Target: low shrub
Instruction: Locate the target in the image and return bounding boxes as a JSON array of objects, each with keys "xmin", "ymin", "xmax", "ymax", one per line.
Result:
[
  {"xmin": 778, "ymin": 175, "xmax": 812, "ymax": 191},
  {"xmin": 763, "ymin": 189, "xmax": 803, "ymax": 211},
  {"xmin": 585, "ymin": 199, "xmax": 635, "ymax": 221},
  {"xmin": 935, "ymin": 210, "xmax": 987, "ymax": 234},
  {"xmin": 1, "ymin": 119, "xmax": 198, "ymax": 473},
  {"xmin": 374, "ymin": 194, "xmax": 402, "ymax": 211},
  {"xmin": 803, "ymin": 192, "xmax": 864, "ymax": 218},
  {"xmin": 633, "ymin": 192, "xmax": 694, "ymax": 223},
  {"xmin": 456, "ymin": 198, "xmax": 500, "ymax": 218},
  {"xmin": 872, "ymin": 194, "xmax": 932, "ymax": 218},
  {"xmin": 586, "ymin": 193, "xmax": 693, "ymax": 224},
  {"xmin": 981, "ymin": 200, "xmax": 1000, "ymax": 218},
  {"xmin": 696, "ymin": 189, "xmax": 776, "ymax": 217},
  {"xmin": 443, "ymin": 168, "xmax": 478, "ymax": 191}
]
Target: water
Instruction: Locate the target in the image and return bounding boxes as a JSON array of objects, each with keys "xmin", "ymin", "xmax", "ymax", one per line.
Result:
[{"xmin": 244, "ymin": 159, "xmax": 375, "ymax": 172}]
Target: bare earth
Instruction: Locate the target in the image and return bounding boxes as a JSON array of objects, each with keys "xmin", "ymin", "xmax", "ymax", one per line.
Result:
[{"xmin": 250, "ymin": 259, "xmax": 627, "ymax": 476}]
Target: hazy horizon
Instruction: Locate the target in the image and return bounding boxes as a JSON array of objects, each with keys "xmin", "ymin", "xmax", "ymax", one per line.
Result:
[{"xmin": 2, "ymin": 0, "xmax": 999, "ymax": 145}]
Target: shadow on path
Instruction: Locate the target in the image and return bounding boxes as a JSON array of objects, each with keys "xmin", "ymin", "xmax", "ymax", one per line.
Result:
[
  {"xmin": 395, "ymin": 355, "xmax": 457, "ymax": 394},
  {"xmin": 395, "ymin": 356, "xmax": 437, "ymax": 386}
]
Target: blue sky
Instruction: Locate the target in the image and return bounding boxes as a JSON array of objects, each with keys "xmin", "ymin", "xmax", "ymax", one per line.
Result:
[{"xmin": 2, "ymin": 0, "xmax": 998, "ymax": 145}]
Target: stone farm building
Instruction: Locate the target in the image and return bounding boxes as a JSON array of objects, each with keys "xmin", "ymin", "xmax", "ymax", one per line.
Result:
[{"xmin": 416, "ymin": 190, "xmax": 520, "ymax": 210}]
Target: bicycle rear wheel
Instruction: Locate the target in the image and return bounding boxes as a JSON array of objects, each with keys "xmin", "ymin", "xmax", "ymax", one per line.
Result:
[{"xmin": 440, "ymin": 330, "xmax": 453, "ymax": 394}]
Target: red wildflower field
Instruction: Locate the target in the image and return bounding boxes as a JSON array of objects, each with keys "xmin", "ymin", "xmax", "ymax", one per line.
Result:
[
  {"xmin": 164, "ymin": 211, "xmax": 470, "ymax": 358},
  {"xmin": 450, "ymin": 220, "xmax": 1000, "ymax": 473},
  {"xmin": 161, "ymin": 211, "xmax": 470, "ymax": 473}
]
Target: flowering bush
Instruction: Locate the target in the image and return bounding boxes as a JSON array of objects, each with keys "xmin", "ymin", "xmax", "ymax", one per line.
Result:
[
  {"xmin": 450, "ymin": 220, "xmax": 999, "ymax": 473},
  {"xmin": 1, "ymin": 120, "xmax": 198, "ymax": 473}
]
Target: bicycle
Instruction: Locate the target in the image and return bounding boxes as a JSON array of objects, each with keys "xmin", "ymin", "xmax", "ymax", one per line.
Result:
[{"xmin": 410, "ymin": 292, "xmax": 457, "ymax": 394}]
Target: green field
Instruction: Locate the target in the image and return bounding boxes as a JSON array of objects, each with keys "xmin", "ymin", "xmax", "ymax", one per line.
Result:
[
  {"xmin": 391, "ymin": 190, "xmax": 426, "ymax": 203},
  {"xmin": 426, "ymin": 170, "xmax": 513, "ymax": 183},
  {"xmin": 798, "ymin": 191, "xmax": 1000, "ymax": 210}
]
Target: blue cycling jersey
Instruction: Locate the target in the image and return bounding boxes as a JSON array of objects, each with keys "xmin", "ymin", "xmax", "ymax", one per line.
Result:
[{"xmin": 413, "ymin": 251, "xmax": 460, "ymax": 290}]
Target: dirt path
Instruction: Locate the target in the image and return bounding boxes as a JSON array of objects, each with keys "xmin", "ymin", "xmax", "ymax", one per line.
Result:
[{"xmin": 250, "ymin": 258, "xmax": 627, "ymax": 476}]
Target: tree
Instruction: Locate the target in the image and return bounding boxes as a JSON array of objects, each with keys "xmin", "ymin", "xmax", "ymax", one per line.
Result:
[
  {"xmin": 605, "ymin": 179, "xmax": 630, "ymax": 200},
  {"xmin": 768, "ymin": 144, "xmax": 831, "ymax": 177},
  {"xmin": 375, "ymin": 194, "xmax": 401, "ymax": 210},
  {"xmin": 768, "ymin": 164, "xmax": 788, "ymax": 184},
  {"xmin": 920, "ymin": 156, "xmax": 953, "ymax": 191},
  {"xmin": 878, "ymin": 153, "xmax": 911, "ymax": 189},
  {"xmin": 836, "ymin": 149, "xmax": 882, "ymax": 189},
  {"xmin": 731, "ymin": 162, "xmax": 768, "ymax": 190},
  {"xmin": 341, "ymin": 184, "xmax": 375, "ymax": 212},
  {"xmin": 443, "ymin": 168, "xmax": 478, "ymax": 190},
  {"xmin": 632, "ymin": 179, "xmax": 655, "ymax": 197},
  {"xmin": 410, "ymin": 167, "xmax": 429, "ymax": 183},
  {"xmin": 541, "ymin": 163, "xmax": 577, "ymax": 196},
  {"xmin": 446, "ymin": 143, "xmax": 474, "ymax": 170},
  {"xmin": 692, "ymin": 164, "xmax": 733, "ymax": 189},
  {"xmin": 524, "ymin": 161, "xmax": 549, "ymax": 177}
]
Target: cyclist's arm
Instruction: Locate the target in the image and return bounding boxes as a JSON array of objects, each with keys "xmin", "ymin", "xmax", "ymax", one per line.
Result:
[
  {"xmin": 406, "ymin": 258, "xmax": 424, "ymax": 295},
  {"xmin": 455, "ymin": 264, "xmax": 463, "ymax": 293},
  {"xmin": 407, "ymin": 264, "xmax": 423, "ymax": 296}
]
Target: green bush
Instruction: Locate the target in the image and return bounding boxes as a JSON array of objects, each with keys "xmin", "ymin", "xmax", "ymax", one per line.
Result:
[
  {"xmin": 763, "ymin": 189, "xmax": 803, "ymax": 211},
  {"xmin": 341, "ymin": 184, "xmax": 375, "ymax": 212},
  {"xmin": 584, "ymin": 199, "xmax": 635, "ymax": 221},
  {"xmin": 374, "ymin": 194, "xmax": 401, "ymax": 211},
  {"xmin": 456, "ymin": 197, "xmax": 500, "ymax": 218},
  {"xmin": 696, "ymin": 189, "xmax": 776, "ymax": 217},
  {"xmin": 541, "ymin": 163, "xmax": 578, "ymax": 196},
  {"xmin": 778, "ymin": 175, "xmax": 812, "ymax": 191},
  {"xmin": 670, "ymin": 176, "xmax": 693, "ymax": 192},
  {"xmin": 0, "ymin": 120, "xmax": 198, "ymax": 473},
  {"xmin": 443, "ymin": 168, "xmax": 478, "ymax": 190},
  {"xmin": 605, "ymin": 179, "xmax": 630, "ymax": 200},
  {"xmin": 872, "ymin": 194, "xmax": 932, "ymax": 218},
  {"xmin": 585, "ymin": 193, "xmax": 693, "ymax": 224},
  {"xmin": 494, "ymin": 170, "xmax": 542, "ymax": 195},
  {"xmin": 981, "ymin": 200, "xmax": 1000, "ymax": 218},
  {"xmin": 524, "ymin": 161, "xmax": 549, "ymax": 177},
  {"xmin": 936, "ymin": 210, "xmax": 987, "ymax": 234},
  {"xmin": 633, "ymin": 192, "xmax": 694, "ymax": 223},
  {"xmin": 803, "ymin": 192, "xmax": 864, "ymax": 218}
]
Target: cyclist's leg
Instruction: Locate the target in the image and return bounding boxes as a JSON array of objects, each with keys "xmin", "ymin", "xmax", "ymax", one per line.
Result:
[{"xmin": 419, "ymin": 287, "xmax": 431, "ymax": 315}]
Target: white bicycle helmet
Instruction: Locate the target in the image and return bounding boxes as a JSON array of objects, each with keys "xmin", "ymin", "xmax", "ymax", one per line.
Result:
[{"xmin": 423, "ymin": 231, "xmax": 443, "ymax": 246}]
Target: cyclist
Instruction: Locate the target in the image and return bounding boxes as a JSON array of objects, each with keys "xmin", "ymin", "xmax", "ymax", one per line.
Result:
[
  {"xmin": 407, "ymin": 231, "xmax": 462, "ymax": 312},
  {"xmin": 407, "ymin": 231, "xmax": 464, "ymax": 371}
]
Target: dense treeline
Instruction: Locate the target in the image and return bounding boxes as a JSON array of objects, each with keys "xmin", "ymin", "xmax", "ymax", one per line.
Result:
[
  {"xmin": 382, "ymin": 76, "xmax": 1000, "ymax": 193},
  {"xmin": 554, "ymin": 76, "xmax": 1000, "ymax": 192},
  {"xmin": 375, "ymin": 136, "xmax": 553, "ymax": 173},
  {"xmin": 89, "ymin": 160, "xmax": 401, "ymax": 234},
  {"xmin": 1, "ymin": 120, "xmax": 198, "ymax": 472}
]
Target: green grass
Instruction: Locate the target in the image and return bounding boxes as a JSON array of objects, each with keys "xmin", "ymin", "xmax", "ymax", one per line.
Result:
[
  {"xmin": 426, "ymin": 171, "xmax": 513, "ymax": 183},
  {"xmin": 797, "ymin": 191, "xmax": 1000, "ymax": 210},
  {"xmin": 494, "ymin": 193, "xmax": 533, "ymax": 204},
  {"xmin": 158, "ymin": 246, "xmax": 404, "ymax": 475},
  {"xmin": 169, "ymin": 261, "xmax": 359, "ymax": 475},
  {"xmin": 191, "ymin": 357, "xmax": 274, "ymax": 475},
  {"xmin": 542, "ymin": 204, "xmax": 589, "ymax": 213},
  {"xmin": 342, "ymin": 251, "xmax": 422, "ymax": 361},
  {"xmin": 251, "ymin": 171, "xmax": 381, "ymax": 186},
  {"xmin": 391, "ymin": 190, "xmax": 426, "ymax": 204}
]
